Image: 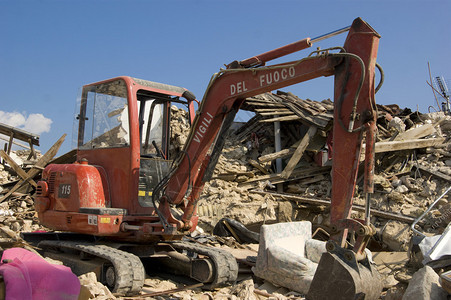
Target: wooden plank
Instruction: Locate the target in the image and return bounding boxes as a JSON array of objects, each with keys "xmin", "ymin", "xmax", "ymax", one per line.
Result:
[
  {"xmin": 258, "ymin": 111, "xmax": 294, "ymax": 116},
  {"xmin": 288, "ymin": 98, "xmax": 321, "ymax": 116},
  {"xmin": 254, "ymin": 108, "xmax": 291, "ymax": 113},
  {"xmin": 140, "ymin": 283, "xmax": 204, "ymax": 297},
  {"xmin": 280, "ymin": 126, "xmax": 317, "ymax": 179},
  {"xmin": 269, "ymin": 167, "xmax": 330, "ymax": 185},
  {"xmin": 0, "ymin": 135, "xmax": 35, "ymax": 151},
  {"xmin": 260, "ymin": 115, "xmax": 301, "ymax": 123},
  {"xmin": 249, "ymin": 190, "xmax": 417, "ymax": 223},
  {"xmin": 0, "ymin": 150, "xmax": 37, "ymax": 187},
  {"xmin": 320, "ymin": 100, "xmax": 334, "ymax": 110},
  {"xmin": 258, "ymin": 138, "xmax": 305, "ymax": 163},
  {"xmin": 0, "ymin": 134, "xmax": 66, "ymax": 203},
  {"xmin": 7, "ymin": 132, "xmax": 13, "ymax": 155},
  {"xmin": 213, "ymin": 171, "xmax": 255, "ymax": 181},
  {"xmin": 377, "ymin": 124, "xmax": 392, "ymax": 138},
  {"xmin": 238, "ymin": 166, "xmax": 330, "ymax": 188},
  {"xmin": 374, "ymin": 137, "xmax": 445, "ymax": 153},
  {"xmin": 283, "ymin": 103, "xmax": 331, "ymax": 129},
  {"xmin": 285, "ymin": 93, "xmax": 327, "ymax": 115},
  {"xmin": 245, "ymin": 101, "xmax": 284, "ymax": 108},
  {"xmin": 248, "ymin": 159, "xmax": 270, "ymax": 175},
  {"xmin": 258, "ymin": 148, "xmax": 294, "ymax": 163},
  {"xmin": 296, "ymin": 174, "xmax": 326, "ymax": 185},
  {"xmin": 394, "ymin": 124, "xmax": 436, "ymax": 141},
  {"xmin": 232, "ymin": 116, "xmax": 266, "ymax": 143},
  {"xmin": 0, "ymin": 122, "xmax": 40, "ymax": 146},
  {"xmin": 305, "ymin": 99, "xmax": 328, "ymax": 112},
  {"xmin": 414, "ymin": 165, "xmax": 451, "ymax": 182},
  {"xmin": 27, "ymin": 138, "xmax": 37, "ymax": 160},
  {"xmin": 48, "ymin": 149, "xmax": 77, "ymax": 165}
]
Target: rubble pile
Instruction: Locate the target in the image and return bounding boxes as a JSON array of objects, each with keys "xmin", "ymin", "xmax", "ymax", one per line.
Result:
[
  {"xmin": 166, "ymin": 94, "xmax": 451, "ymax": 298},
  {"xmin": 169, "ymin": 105, "xmax": 191, "ymax": 159},
  {"xmin": 194, "ymin": 93, "xmax": 451, "ymax": 298},
  {"xmin": 0, "ymin": 92, "xmax": 449, "ymax": 299},
  {"xmin": 0, "ymin": 150, "xmax": 47, "ymax": 242},
  {"xmin": 196, "ymin": 94, "xmax": 450, "ymax": 240}
]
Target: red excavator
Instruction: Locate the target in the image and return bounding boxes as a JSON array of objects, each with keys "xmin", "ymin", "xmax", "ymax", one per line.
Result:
[{"xmin": 30, "ymin": 17, "xmax": 382, "ymax": 298}]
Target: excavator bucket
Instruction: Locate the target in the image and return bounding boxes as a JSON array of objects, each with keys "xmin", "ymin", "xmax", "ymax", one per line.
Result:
[{"xmin": 307, "ymin": 249, "xmax": 382, "ymax": 300}]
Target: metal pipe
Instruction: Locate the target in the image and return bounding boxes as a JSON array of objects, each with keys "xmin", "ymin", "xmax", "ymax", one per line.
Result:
[
  {"xmin": 365, "ymin": 193, "xmax": 371, "ymax": 226},
  {"xmin": 274, "ymin": 119, "xmax": 283, "ymax": 193},
  {"xmin": 121, "ymin": 222, "xmax": 142, "ymax": 231},
  {"xmin": 239, "ymin": 38, "xmax": 312, "ymax": 67},
  {"xmin": 310, "ymin": 26, "xmax": 351, "ymax": 43},
  {"xmin": 411, "ymin": 186, "xmax": 451, "ymax": 236},
  {"xmin": 238, "ymin": 25, "xmax": 351, "ymax": 68}
]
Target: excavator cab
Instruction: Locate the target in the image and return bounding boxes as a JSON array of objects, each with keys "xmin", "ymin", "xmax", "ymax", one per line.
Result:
[
  {"xmin": 77, "ymin": 78, "xmax": 176, "ymax": 207},
  {"xmin": 36, "ymin": 76, "xmax": 197, "ymax": 238}
]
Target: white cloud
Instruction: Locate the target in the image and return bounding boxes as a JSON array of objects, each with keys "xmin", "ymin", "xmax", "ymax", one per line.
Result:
[
  {"xmin": 0, "ymin": 111, "xmax": 26, "ymax": 128},
  {"xmin": 22, "ymin": 113, "xmax": 52, "ymax": 134},
  {"xmin": 0, "ymin": 111, "xmax": 52, "ymax": 135}
]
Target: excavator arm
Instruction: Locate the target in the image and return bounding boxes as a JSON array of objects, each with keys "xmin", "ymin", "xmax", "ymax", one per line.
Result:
[
  {"xmin": 158, "ymin": 18, "xmax": 383, "ymax": 299},
  {"xmin": 159, "ymin": 17, "xmax": 380, "ymax": 250},
  {"xmin": 158, "ymin": 50, "xmax": 341, "ymax": 228}
]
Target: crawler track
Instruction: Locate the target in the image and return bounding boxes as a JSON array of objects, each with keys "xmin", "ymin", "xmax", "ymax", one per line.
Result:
[
  {"xmin": 170, "ymin": 241, "xmax": 238, "ymax": 288},
  {"xmin": 38, "ymin": 240, "xmax": 145, "ymax": 296},
  {"xmin": 36, "ymin": 239, "xmax": 238, "ymax": 295}
]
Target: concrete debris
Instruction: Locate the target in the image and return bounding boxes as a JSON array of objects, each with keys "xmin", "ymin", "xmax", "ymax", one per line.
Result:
[
  {"xmin": 0, "ymin": 92, "xmax": 450, "ymax": 299},
  {"xmin": 78, "ymin": 272, "xmax": 116, "ymax": 300},
  {"xmin": 402, "ymin": 266, "xmax": 448, "ymax": 300},
  {"xmin": 381, "ymin": 221, "xmax": 412, "ymax": 251}
]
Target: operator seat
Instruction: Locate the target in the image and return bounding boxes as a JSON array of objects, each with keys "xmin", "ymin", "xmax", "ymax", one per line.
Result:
[{"xmin": 252, "ymin": 221, "xmax": 327, "ymax": 294}]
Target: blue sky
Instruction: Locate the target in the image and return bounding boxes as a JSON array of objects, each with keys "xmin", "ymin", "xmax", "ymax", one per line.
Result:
[{"xmin": 1, "ymin": 0, "xmax": 450, "ymax": 155}]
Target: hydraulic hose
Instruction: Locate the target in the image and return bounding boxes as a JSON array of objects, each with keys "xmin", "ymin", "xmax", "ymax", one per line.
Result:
[{"xmin": 375, "ymin": 63, "xmax": 384, "ymax": 94}]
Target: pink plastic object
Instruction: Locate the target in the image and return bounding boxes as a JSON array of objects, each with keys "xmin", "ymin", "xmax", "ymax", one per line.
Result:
[{"xmin": 0, "ymin": 247, "xmax": 80, "ymax": 300}]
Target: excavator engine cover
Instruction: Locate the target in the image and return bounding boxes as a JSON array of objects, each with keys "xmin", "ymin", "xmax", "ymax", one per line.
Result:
[{"xmin": 307, "ymin": 249, "xmax": 382, "ymax": 300}]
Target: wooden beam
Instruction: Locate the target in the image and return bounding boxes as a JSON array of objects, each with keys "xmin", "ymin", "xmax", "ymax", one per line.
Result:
[
  {"xmin": 27, "ymin": 138, "xmax": 37, "ymax": 160},
  {"xmin": 248, "ymin": 159, "xmax": 270, "ymax": 175},
  {"xmin": 258, "ymin": 111, "xmax": 294, "ymax": 116},
  {"xmin": 0, "ymin": 122, "xmax": 40, "ymax": 146},
  {"xmin": 258, "ymin": 148, "xmax": 294, "ymax": 163},
  {"xmin": 255, "ymin": 108, "xmax": 291, "ymax": 113},
  {"xmin": 0, "ymin": 135, "xmax": 36, "ymax": 151},
  {"xmin": 260, "ymin": 115, "xmax": 301, "ymax": 123},
  {"xmin": 413, "ymin": 165, "xmax": 451, "ymax": 182},
  {"xmin": 0, "ymin": 150, "xmax": 37, "ymax": 187},
  {"xmin": 280, "ymin": 126, "xmax": 317, "ymax": 179},
  {"xmin": 393, "ymin": 124, "xmax": 437, "ymax": 141},
  {"xmin": 245, "ymin": 101, "xmax": 284, "ymax": 108},
  {"xmin": 140, "ymin": 283, "xmax": 204, "ymax": 297},
  {"xmin": 374, "ymin": 138, "xmax": 445, "ymax": 153},
  {"xmin": 238, "ymin": 166, "xmax": 330, "ymax": 188},
  {"xmin": 0, "ymin": 134, "xmax": 66, "ymax": 203},
  {"xmin": 249, "ymin": 190, "xmax": 417, "ymax": 224},
  {"xmin": 257, "ymin": 137, "xmax": 307, "ymax": 163},
  {"xmin": 7, "ymin": 132, "xmax": 13, "ymax": 155}
]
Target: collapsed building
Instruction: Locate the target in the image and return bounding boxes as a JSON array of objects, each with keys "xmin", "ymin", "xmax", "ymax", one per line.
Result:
[{"xmin": 0, "ymin": 91, "xmax": 450, "ymax": 299}]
